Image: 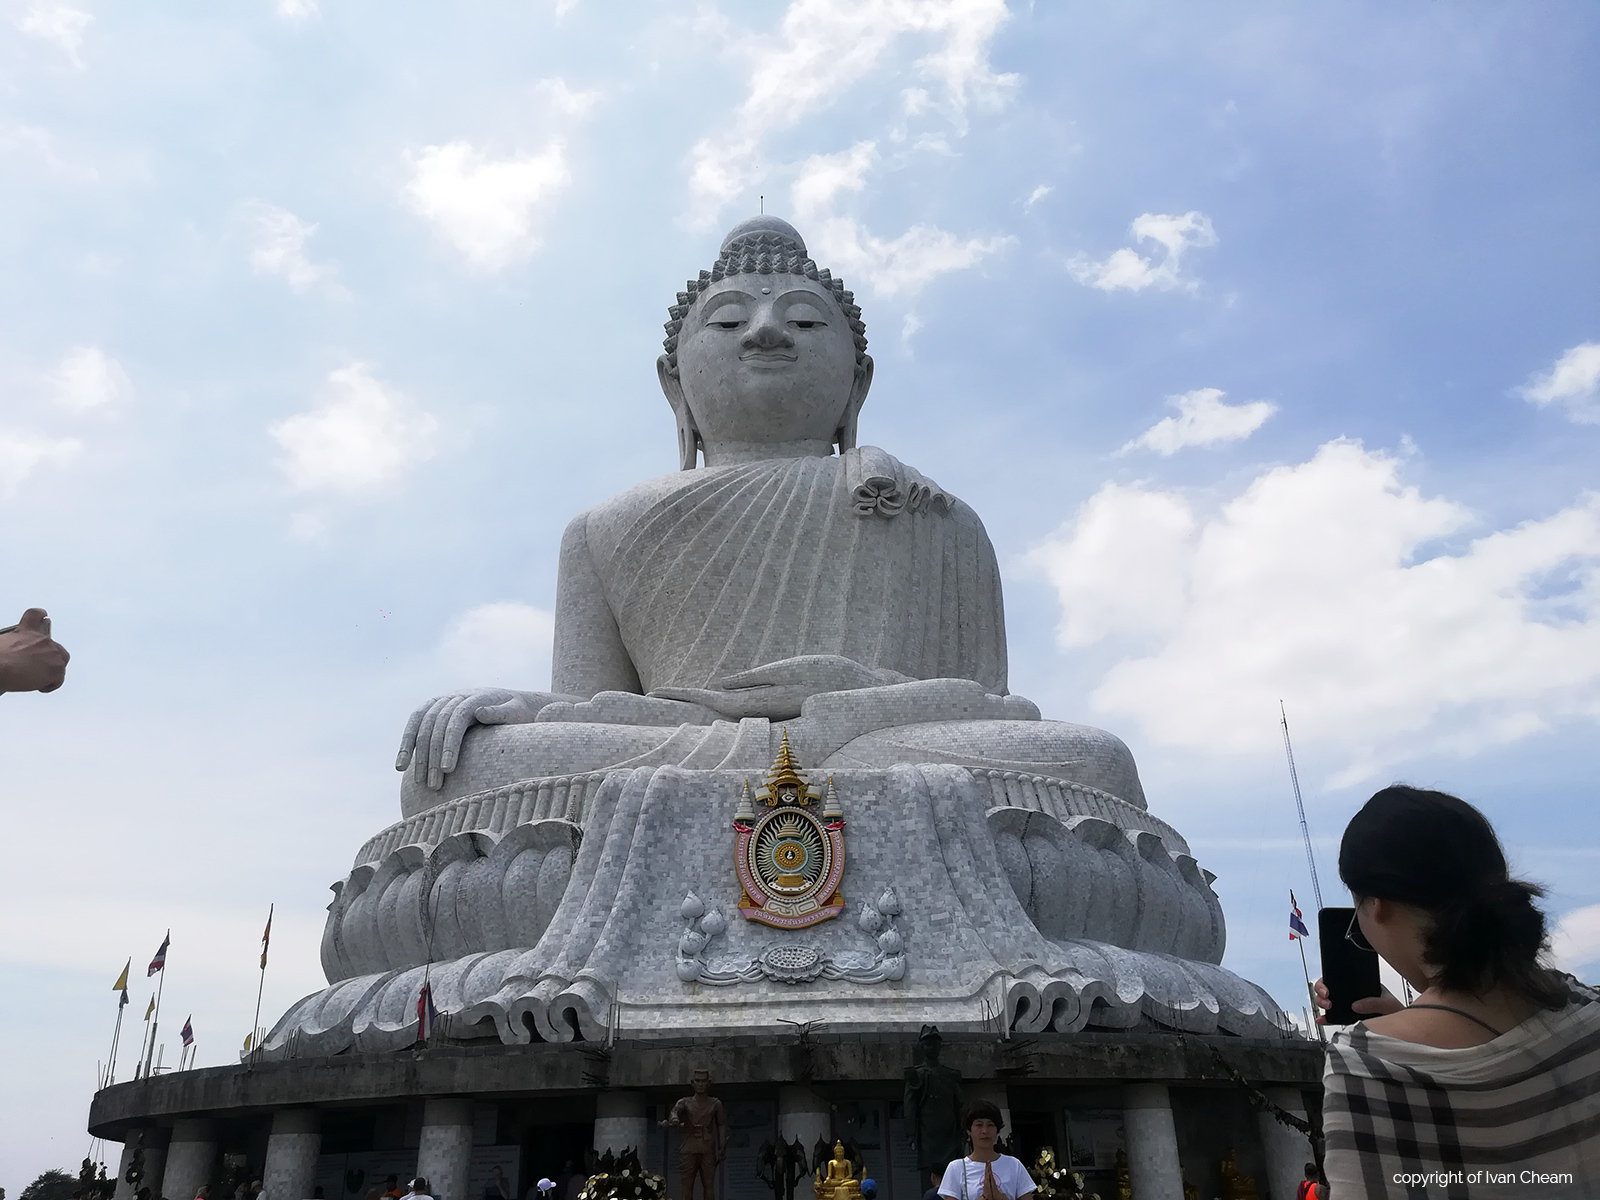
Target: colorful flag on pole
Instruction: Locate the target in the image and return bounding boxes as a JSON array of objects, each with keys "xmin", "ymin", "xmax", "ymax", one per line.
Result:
[
  {"xmin": 147, "ymin": 932, "xmax": 170, "ymax": 977},
  {"xmin": 416, "ymin": 978, "xmax": 437, "ymax": 1041},
  {"xmin": 113, "ymin": 960, "xmax": 130, "ymax": 992},
  {"xmin": 243, "ymin": 1032, "xmax": 254, "ymax": 1054},
  {"xmin": 260, "ymin": 906, "xmax": 273, "ymax": 970},
  {"xmin": 1289, "ymin": 891, "xmax": 1311, "ymax": 941},
  {"xmin": 180, "ymin": 1016, "xmax": 194, "ymax": 1047},
  {"xmin": 144, "ymin": 995, "xmax": 155, "ymax": 1020}
]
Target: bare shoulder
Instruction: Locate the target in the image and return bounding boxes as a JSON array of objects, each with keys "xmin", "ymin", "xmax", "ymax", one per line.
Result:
[{"xmin": 1362, "ymin": 1008, "xmax": 1496, "ymax": 1049}]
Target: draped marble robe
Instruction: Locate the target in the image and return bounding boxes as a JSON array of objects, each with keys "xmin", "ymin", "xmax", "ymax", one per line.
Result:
[
  {"xmin": 570, "ymin": 446, "xmax": 1007, "ymax": 695},
  {"xmin": 400, "ymin": 447, "xmax": 1150, "ymax": 816}
]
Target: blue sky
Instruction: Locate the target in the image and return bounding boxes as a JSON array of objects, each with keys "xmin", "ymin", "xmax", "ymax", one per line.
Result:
[{"xmin": 3, "ymin": 0, "xmax": 1598, "ymax": 1188}]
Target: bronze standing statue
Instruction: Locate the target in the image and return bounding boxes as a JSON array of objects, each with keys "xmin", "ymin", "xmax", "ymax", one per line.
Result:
[
  {"xmin": 903, "ymin": 1026, "xmax": 964, "ymax": 1180},
  {"xmin": 662, "ymin": 1068, "xmax": 727, "ymax": 1200}
]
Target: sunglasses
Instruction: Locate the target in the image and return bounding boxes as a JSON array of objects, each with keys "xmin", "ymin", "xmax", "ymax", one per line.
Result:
[{"xmin": 1346, "ymin": 908, "xmax": 1375, "ymax": 953}]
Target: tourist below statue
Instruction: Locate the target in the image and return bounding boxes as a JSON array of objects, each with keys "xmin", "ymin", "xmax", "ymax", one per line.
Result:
[
  {"xmin": 391, "ymin": 215, "xmax": 1146, "ymax": 819},
  {"xmin": 661, "ymin": 1068, "xmax": 727, "ymax": 1200}
]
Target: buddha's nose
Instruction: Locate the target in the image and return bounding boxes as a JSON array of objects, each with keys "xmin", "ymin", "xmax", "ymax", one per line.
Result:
[{"xmin": 742, "ymin": 305, "xmax": 794, "ymax": 351}]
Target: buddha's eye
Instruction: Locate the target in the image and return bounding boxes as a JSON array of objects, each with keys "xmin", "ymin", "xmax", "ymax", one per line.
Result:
[
  {"xmin": 705, "ymin": 304, "xmax": 748, "ymax": 330},
  {"xmin": 786, "ymin": 302, "xmax": 829, "ymax": 330}
]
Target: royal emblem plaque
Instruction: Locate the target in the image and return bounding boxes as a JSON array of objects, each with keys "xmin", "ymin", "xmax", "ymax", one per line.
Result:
[{"xmin": 733, "ymin": 732, "xmax": 845, "ymax": 929}]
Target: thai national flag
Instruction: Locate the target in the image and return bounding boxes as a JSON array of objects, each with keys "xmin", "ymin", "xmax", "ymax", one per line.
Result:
[
  {"xmin": 147, "ymin": 932, "xmax": 170, "ymax": 977},
  {"xmin": 180, "ymin": 1016, "xmax": 194, "ymax": 1047},
  {"xmin": 1289, "ymin": 891, "xmax": 1311, "ymax": 941}
]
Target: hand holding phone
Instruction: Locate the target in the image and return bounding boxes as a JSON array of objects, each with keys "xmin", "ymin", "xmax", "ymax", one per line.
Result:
[{"xmin": 1318, "ymin": 906, "xmax": 1383, "ymax": 1024}]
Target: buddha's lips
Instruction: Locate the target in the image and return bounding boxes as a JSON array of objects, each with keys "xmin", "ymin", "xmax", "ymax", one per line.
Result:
[{"xmin": 740, "ymin": 351, "xmax": 798, "ymax": 363}]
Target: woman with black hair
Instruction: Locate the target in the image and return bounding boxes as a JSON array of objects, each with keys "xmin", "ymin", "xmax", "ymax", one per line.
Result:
[
  {"xmin": 1315, "ymin": 785, "xmax": 1600, "ymax": 1197},
  {"xmin": 936, "ymin": 1102, "xmax": 1036, "ymax": 1200}
]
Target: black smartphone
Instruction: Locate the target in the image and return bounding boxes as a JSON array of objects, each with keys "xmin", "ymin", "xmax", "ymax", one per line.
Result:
[{"xmin": 1319, "ymin": 906, "xmax": 1383, "ymax": 1024}]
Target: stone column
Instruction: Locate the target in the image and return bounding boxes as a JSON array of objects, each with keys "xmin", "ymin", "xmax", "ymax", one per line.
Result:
[
  {"xmin": 1257, "ymin": 1088, "xmax": 1314, "ymax": 1200},
  {"xmin": 115, "ymin": 1128, "xmax": 171, "ymax": 1200},
  {"xmin": 264, "ymin": 1110, "xmax": 321, "ymax": 1200},
  {"xmin": 417, "ymin": 1099, "xmax": 475, "ymax": 1200},
  {"xmin": 594, "ymin": 1092, "xmax": 649, "ymax": 1157},
  {"xmin": 778, "ymin": 1087, "xmax": 831, "ymax": 1200},
  {"xmin": 1121, "ymin": 1084, "xmax": 1182, "ymax": 1200},
  {"xmin": 163, "ymin": 1120, "xmax": 219, "ymax": 1200}
]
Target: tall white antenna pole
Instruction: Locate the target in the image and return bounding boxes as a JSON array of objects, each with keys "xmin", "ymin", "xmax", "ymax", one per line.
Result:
[{"xmin": 1280, "ymin": 702, "xmax": 1324, "ymax": 911}]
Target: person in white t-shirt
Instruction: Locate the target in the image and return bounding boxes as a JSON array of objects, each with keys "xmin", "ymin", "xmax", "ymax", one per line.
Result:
[
  {"xmin": 936, "ymin": 1102, "xmax": 1035, "ymax": 1200},
  {"xmin": 404, "ymin": 1179, "xmax": 434, "ymax": 1200}
]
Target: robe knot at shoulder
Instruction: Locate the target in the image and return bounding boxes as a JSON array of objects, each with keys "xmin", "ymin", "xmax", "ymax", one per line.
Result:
[{"xmin": 844, "ymin": 446, "xmax": 953, "ymax": 519}]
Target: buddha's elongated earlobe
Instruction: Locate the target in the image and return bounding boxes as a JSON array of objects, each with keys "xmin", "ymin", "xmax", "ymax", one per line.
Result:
[
  {"xmin": 657, "ymin": 353, "xmax": 702, "ymax": 470},
  {"xmin": 835, "ymin": 355, "xmax": 873, "ymax": 453}
]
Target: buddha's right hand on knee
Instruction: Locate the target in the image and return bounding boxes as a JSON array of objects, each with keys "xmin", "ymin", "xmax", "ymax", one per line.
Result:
[{"xmin": 395, "ymin": 689, "xmax": 571, "ymax": 790}]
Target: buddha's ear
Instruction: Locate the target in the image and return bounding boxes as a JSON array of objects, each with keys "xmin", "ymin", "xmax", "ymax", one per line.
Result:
[
  {"xmin": 835, "ymin": 355, "xmax": 873, "ymax": 453},
  {"xmin": 657, "ymin": 353, "xmax": 702, "ymax": 471}
]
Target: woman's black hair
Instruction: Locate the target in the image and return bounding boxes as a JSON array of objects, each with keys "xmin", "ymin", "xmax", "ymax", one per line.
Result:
[
  {"xmin": 1338, "ymin": 785, "xmax": 1567, "ymax": 1009},
  {"xmin": 961, "ymin": 1100, "xmax": 1004, "ymax": 1133}
]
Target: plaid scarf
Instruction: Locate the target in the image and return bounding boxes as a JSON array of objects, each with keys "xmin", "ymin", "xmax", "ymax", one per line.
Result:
[{"xmin": 1322, "ymin": 978, "xmax": 1600, "ymax": 1198}]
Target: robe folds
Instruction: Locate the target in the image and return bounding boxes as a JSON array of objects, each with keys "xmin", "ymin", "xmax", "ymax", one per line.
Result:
[{"xmin": 580, "ymin": 447, "xmax": 1009, "ymax": 696}]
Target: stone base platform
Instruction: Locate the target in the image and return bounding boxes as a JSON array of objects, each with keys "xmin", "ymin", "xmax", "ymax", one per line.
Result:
[{"xmin": 89, "ymin": 1031, "xmax": 1324, "ymax": 1200}]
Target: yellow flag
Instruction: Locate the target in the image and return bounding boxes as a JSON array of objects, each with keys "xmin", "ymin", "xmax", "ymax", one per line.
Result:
[
  {"xmin": 112, "ymin": 959, "xmax": 130, "ymax": 992},
  {"xmin": 243, "ymin": 1032, "xmax": 254, "ymax": 1053},
  {"xmin": 144, "ymin": 995, "xmax": 155, "ymax": 1020}
]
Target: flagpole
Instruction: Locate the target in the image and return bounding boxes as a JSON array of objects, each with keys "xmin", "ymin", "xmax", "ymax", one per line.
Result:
[
  {"xmin": 105, "ymin": 999, "xmax": 126, "ymax": 1086},
  {"xmin": 135, "ymin": 997, "xmax": 154, "ymax": 1080},
  {"xmin": 145, "ymin": 932, "xmax": 169, "ymax": 1077},
  {"xmin": 1294, "ymin": 927, "xmax": 1325, "ymax": 1045},
  {"xmin": 250, "ymin": 904, "xmax": 272, "ymax": 1067}
]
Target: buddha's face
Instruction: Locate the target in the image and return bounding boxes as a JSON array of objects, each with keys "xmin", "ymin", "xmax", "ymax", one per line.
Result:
[{"xmin": 665, "ymin": 273, "xmax": 870, "ymax": 453}]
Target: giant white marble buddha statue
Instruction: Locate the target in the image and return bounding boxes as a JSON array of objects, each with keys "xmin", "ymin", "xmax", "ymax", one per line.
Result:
[{"xmin": 393, "ymin": 216, "xmax": 1146, "ymax": 820}]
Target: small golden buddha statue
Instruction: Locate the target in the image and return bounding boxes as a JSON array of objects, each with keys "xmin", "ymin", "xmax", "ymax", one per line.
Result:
[
  {"xmin": 815, "ymin": 1142, "xmax": 861, "ymax": 1200},
  {"xmin": 1113, "ymin": 1150, "xmax": 1131, "ymax": 1200},
  {"xmin": 1219, "ymin": 1149, "xmax": 1259, "ymax": 1200}
]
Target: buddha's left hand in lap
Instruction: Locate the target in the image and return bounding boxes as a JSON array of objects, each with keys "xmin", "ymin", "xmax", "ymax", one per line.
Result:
[{"xmin": 649, "ymin": 654, "xmax": 913, "ymax": 720}]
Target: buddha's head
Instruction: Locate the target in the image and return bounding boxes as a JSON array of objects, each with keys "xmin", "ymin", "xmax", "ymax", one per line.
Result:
[{"xmin": 659, "ymin": 216, "xmax": 873, "ymax": 469}]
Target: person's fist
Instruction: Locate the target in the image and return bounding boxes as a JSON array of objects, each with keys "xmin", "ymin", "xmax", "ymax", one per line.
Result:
[{"xmin": 0, "ymin": 608, "xmax": 70, "ymax": 693}]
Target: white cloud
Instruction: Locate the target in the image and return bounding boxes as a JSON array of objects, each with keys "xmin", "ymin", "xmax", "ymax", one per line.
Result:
[
  {"xmin": 405, "ymin": 141, "xmax": 571, "ymax": 270},
  {"xmin": 0, "ymin": 430, "xmax": 82, "ymax": 495},
  {"xmin": 438, "ymin": 601, "xmax": 556, "ymax": 689},
  {"xmin": 1023, "ymin": 184, "xmax": 1053, "ymax": 212},
  {"xmin": 686, "ymin": 0, "xmax": 1017, "ymax": 224},
  {"xmin": 1027, "ymin": 483, "xmax": 1195, "ymax": 649},
  {"xmin": 1122, "ymin": 388, "xmax": 1276, "ymax": 455},
  {"xmin": 49, "ymin": 346, "xmax": 132, "ymax": 411},
  {"xmin": 791, "ymin": 140, "xmax": 877, "ymax": 216},
  {"xmin": 536, "ymin": 77, "xmax": 601, "ymax": 117},
  {"xmin": 241, "ymin": 200, "xmax": 340, "ymax": 295},
  {"xmin": 1029, "ymin": 439, "xmax": 1600, "ymax": 784},
  {"xmin": 1552, "ymin": 904, "xmax": 1600, "ymax": 974},
  {"xmin": 17, "ymin": 3, "xmax": 92, "ymax": 67},
  {"xmin": 791, "ymin": 142, "xmax": 1009, "ymax": 296},
  {"xmin": 270, "ymin": 363, "xmax": 438, "ymax": 493},
  {"xmin": 275, "ymin": 0, "xmax": 318, "ymax": 20},
  {"xmin": 1069, "ymin": 211, "xmax": 1217, "ymax": 293},
  {"xmin": 902, "ymin": 313, "xmax": 923, "ymax": 343},
  {"xmin": 1516, "ymin": 342, "xmax": 1600, "ymax": 425}
]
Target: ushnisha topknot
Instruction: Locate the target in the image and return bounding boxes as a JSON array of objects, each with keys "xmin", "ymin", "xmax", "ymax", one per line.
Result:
[{"xmin": 662, "ymin": 216, "xmax": 869, "ymax": 375}]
